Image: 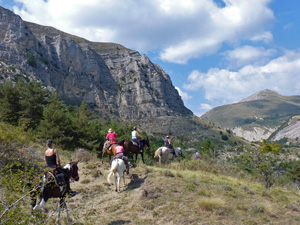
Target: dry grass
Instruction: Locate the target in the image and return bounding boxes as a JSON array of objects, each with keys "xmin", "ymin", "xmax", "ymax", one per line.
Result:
[{"xmin": 27, "ymin": 150, "xmax": 300, "ymax": 225}]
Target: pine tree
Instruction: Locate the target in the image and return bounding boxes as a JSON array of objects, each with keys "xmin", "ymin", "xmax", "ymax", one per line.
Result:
[
  {"xmin": 38, "ymin": 92, "xmax": 72, "ymax": 147},
  {"xmin": 0, "ymin": 81, "xmax": 21, "ymax": 125},
  {"xmin": 17, "ymin": 80, "xmax": 49, "ymax": 129},
  {"xmin": 70, "ymin": 101, "xmax": 101, "ymax": 150}
]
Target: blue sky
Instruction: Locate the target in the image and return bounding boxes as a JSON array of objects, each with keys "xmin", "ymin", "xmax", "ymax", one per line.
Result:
[{"xmin": 1, "ymin": 0, "xmax": 300, "ymax": 116}]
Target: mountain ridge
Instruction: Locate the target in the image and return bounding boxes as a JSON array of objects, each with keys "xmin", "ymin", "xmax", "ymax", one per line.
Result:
[
  {"xmin": 201, "ymin": 89, "xmax": 300, "ymax": 142},
  {"xmin": 0, "ymin": 6, "xmax": 192, "ymax": 121},
  {"xmin": 1, "ymin": 6, "xmax": 245, "ymax": 147}
]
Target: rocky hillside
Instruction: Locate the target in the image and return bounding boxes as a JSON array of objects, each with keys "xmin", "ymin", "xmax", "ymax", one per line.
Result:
[
  {"xmin": 0, "ymin": 6, "xmax": 250, "ymax": 146},
  {"xmin": 201, "ymin": 89, "xmax": 300, "ymax": 142},
  {"xmin": 0, "ymin": 6, "xmax": 192, "ymax": 120}
]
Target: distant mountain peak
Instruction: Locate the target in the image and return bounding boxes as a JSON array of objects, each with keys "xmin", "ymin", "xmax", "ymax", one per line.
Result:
[{"xmin": 240, "ymin": 89, "xmax": 279, "ymax": 103}]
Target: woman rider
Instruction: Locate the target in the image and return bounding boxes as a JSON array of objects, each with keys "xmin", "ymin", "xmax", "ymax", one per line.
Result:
[
  {"xmin": 114, "ymin": 145, "xmax": 130, "ymax": 174},
  {"xmin": 131, "ymin": 126, "xmax": 142, "ymax": 152},
  {"xmin": 44, "ymin": 139, "xmax": 76, "ymax": 197}
]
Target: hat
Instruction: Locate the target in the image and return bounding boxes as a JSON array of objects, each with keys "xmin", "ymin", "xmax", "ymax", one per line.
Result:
[
  {"xmin": 133, "ymin": 126, "xmax": 136, "ymax": 130},
  {"xmin": 166, "ymin": 135, "xmax": 170, "ymax": 138},
  {"xmin": 108, "ymin": 128, "xmax": 113, "ymax": 133}
]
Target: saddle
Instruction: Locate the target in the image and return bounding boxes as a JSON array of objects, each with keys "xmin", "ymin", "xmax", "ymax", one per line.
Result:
[
  {"xmin": 45, "ymin": 170, "xmax": 67, "ymax": 187},
  {"xmin": 105, "ymin": 141, "xmax": 116, "ymax": 151},
  {"xmin": 132, "ymin": 141, "xmax": 139, "ymax": 146}
]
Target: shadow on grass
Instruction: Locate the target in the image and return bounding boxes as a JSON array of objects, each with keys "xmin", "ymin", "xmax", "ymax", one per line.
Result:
[
  {"xmin": 127, "ymin": 174, "xmax": 148, "ymax": 190},
  {"xmin": 108, "ymin": 220, "xmax": 131, "ymax": 225}
]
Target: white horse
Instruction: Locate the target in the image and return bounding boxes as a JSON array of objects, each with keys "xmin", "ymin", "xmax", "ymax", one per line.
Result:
[
  {"xmin": 154, "ymin": 147, "xmax": 183, "ymax": 164},
  {"xmin": 107, "ymin": 158, "xmax": 126, "ymax": 192}
]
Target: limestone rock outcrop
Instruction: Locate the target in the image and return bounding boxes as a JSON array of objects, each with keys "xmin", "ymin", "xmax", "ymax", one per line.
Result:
[{"xmin": 0, "ymin": 6, "xmax": 192, "ymax": 120}]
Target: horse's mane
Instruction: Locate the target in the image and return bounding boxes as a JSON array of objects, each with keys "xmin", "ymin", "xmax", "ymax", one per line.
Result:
[{"xmin": 63, "ymin": 163, "xmax": 71, "ymax": 170}]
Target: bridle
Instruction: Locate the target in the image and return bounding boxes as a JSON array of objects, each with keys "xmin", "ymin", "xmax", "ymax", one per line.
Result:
[{"xmin": 70, "ymin": 163, "xmax": 79, "ymax": 182}]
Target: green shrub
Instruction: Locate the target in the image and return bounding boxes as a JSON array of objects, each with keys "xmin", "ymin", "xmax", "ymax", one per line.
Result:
[{"xmin": 27, "ymin": 54, "xmax": 36, "ymax": 67}]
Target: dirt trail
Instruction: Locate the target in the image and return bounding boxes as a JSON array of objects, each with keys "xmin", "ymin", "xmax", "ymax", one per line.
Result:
[{"xmin": 61, "ymin": 160, "xmax": 152, "ymax": 224}]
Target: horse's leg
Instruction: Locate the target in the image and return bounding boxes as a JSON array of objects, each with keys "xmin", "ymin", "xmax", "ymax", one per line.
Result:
[
  {"xmin": 64, "ymin": 200, "xmax": 71, "ymax": 223},
  {"xmin": 141, "ymin": 152, "xmax": 145, "ymax": 164},
  {"xmin": 117, "ymin": 173, "xmax": 121, "ymax": 192},
  {"xmin": 123, "ymin": 170, "xmax": 126, "ymax": 187},
  {"xmin": 33, "ymin": 196, "xmax": 46, "ymax": 210},
  {"xmin": 33, "ymin": 188, "xmax": 48, "ymax": 211},
  {"xmin": 57, "ymin": 197, "xmax": 67, "ymax": 224},
  {"xmin": 109, "ymin": 155, "xmax": 112, "ymax": 164},
  {"xmin": 114, "ymin": 173, "xmax": 118, "ymax": 192},
  {"xmin": 101, "ymin": 151, "xmax": 105, "ymax": 164},
  {"xmin": 30, "ymin": 189, "xmax": 38, "ymax": 211},
  {"xmin": 135, "ymin": 153, "xmax": 138, "ymax": 163}
]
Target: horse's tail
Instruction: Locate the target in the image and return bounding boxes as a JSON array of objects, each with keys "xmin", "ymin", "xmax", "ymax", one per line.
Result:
[
  {"xmin": 107, "ymin": 160, "xmax": 118, "ymax": 184},
  {"xmin": 154, "ymin": 148, "xmax": 161, "ymax": 158}
]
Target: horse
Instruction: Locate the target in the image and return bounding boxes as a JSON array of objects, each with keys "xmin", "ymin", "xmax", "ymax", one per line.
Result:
[
  {"xmin": 31, "ymin": 161, "xmax": 79, "ymax": 221},
  {"xmin": 119, "ymin": 138, "xmax": 150, "ymax": 164},
  {"xmin": 107, "ymin": 158, "xmax": 126, "ymax": 192},
  {"xmin": 101, "ymin": 141, "xmax": 118, "ymax": 164},
  {"xmin": 154, "ymin": 147, "xmax": 183, "ymax": 164}
]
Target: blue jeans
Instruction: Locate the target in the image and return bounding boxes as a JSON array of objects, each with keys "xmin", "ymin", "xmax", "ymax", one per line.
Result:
[{"xmin": 132, "ymin": 139, "xmax": 141, "ymax": 147}]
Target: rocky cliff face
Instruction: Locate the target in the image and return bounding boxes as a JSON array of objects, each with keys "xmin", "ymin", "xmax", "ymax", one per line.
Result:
[{"xmin": 0, "ymin": 6, "xmax": 192, "ymax": 120}]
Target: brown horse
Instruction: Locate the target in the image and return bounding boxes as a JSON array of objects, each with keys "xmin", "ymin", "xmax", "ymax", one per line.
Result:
[
  {"xmin": 119, "ymin": 138, "xmax": 150, "ymax": 163},
  {"xmin": 101, "ymin": 141, "xmax": 118, "ymax": 164},
  {"xmin": 31, "ymin": 161, "xmax": 79, "ymax": 221}
]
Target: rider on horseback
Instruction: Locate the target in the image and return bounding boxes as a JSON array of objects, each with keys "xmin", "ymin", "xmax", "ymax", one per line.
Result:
[
  {"xmin": 106, "ymin": 128, "xmax": 117, "ymax": 142},
  {"xmin": 165, "ymin": 136, "xmax": 176, "ymax": 157},
  {"xmin": 104, "ymin": 128, "xmax": 117, "ymax": 152},
  {"xmin": 132, "ymin": 126, "xmax": 142, "ymax": 153},
  {"xmin": 113, "ymin": 145, "xmax": 130, "ymax": 174},
  {"xmin": 44, "ymin": 139, "xmax": 76, "ymax": 197}
]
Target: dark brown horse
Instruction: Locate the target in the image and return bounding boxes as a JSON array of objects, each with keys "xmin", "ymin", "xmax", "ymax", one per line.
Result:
[
  {"xmin": 31, "ymin": 161, "xmax": 79, "ymax": 221},
  {"xmin": 101, "ymin": 141, "xmax": 118, "ymax": 164},
  {"xmin": 120, "ymin": 138, "xmax": 150, "ymax": 163}
]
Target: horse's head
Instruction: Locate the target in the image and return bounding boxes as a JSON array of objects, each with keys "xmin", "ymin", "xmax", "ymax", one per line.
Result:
[
  {"xmin": 143, "ymin": 137, "xmax": 150, "ymax": 148},
  {"xmin": 70, "ymin": 161, "xmax": 79, "ymax": 182},
  {"xmin": 176, "ymin": 147, "xmax": 184, "ymax": 157}
]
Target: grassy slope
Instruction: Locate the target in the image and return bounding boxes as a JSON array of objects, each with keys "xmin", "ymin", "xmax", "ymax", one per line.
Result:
[
  {"xmin": 201, "ymin": 93, "xmax": 300, "ymax": 130},
  {"xmin": 39, "ymin": 152, "xmax": 300, "ymax": 225},
  {"xmin": 1, "ymin": 142, "xmax": 300, "ymax": 224}
]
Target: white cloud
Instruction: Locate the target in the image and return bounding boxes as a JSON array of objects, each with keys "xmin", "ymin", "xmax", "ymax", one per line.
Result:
[
  {"xmin": 192, "ymin": 103, "xmax": 213, "ymax": 116},
  {"xmin": 10, "ymin": 0, "xmax": 274, "ymax": 64},
  {"xmin": 224, "ymin": 45, "xmax": 276, "ymax": 68},
  {"xmin": 250, "ymin": 31, "xmax": 273, "ymax": 43},
  {"xmin": 283, "ymin": 23, "xmax": 293, "ymax": 30},
  {"xmin": 184, "ymin": 50, "xmax": 300, "ymax": 105},
  {"xmin": 175, "ymin": 86, "xmax": 192, "ymax": 102}
]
